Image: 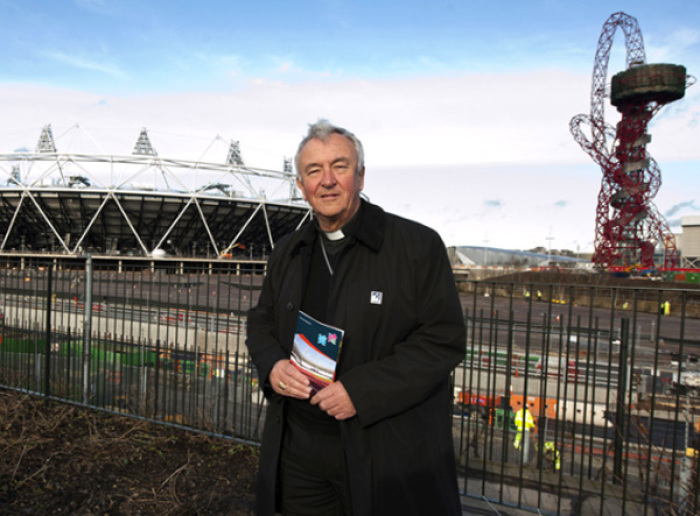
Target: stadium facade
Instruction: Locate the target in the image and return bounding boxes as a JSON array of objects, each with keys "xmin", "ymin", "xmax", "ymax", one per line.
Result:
[
  {"xmin": 450, "ymin": 246, "xmax": 589, "ymax": 269},
  {"xmin": 0, "ymin": 125, "xmax": 311, "ymax": 269}
]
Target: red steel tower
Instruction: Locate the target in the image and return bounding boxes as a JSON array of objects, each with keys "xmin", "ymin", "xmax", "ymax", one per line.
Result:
[{"xmin": 570, "ymin": 11, "xmax": 690, "ymax": 270}]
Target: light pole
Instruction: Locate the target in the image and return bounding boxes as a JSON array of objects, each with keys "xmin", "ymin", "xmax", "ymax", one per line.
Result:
[
  {"xmin": 546, "ymin": 228, "xmax": 555, "ymax": 266},
  {"xmin": 483, "ymin": 234, "xmax": 489, "ymax": 267}
]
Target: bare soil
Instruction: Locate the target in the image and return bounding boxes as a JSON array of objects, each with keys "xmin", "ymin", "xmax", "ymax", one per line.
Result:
[{"xmin": 0, "ymin": 390, "xmax": 257, "ymax": 515}]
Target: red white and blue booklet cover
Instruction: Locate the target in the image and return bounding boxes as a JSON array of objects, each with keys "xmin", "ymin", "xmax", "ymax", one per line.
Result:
[{"xmin": 291, "ymin": 310, "xmax": 344, "ymax": 392}]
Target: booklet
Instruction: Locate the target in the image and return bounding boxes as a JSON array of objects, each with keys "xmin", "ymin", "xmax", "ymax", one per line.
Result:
[{"xmin": 291, "ymin": 310, "xmax": 344, "ymax": 392}]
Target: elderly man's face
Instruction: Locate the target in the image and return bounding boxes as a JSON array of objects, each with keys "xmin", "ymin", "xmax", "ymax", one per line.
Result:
[{"xmin": 296, "ymin": 133, "xmax": 364, "ymax": 232}]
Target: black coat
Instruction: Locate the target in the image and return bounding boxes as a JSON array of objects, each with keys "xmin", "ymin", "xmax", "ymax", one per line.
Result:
[{"xmin": 246, "ymin": 201, "xmax": 466, "ymax": 515}]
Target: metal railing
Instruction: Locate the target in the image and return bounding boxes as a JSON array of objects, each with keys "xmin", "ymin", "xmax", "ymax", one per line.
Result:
[
  {"xmin": 1, "ymin": 259, "xmax": 699, "ymax": 514},
  {"xmin": 0, "ymin": 258, "xmax": 264, "ymax": 441},
  {"xmin": 455, "ymin": 279, "xmax": 700, "ymax": 515}
]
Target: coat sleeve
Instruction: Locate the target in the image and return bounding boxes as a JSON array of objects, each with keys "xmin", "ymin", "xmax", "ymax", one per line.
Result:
[
  {"xmin": 245, "ymin": 250, "xmax": 290, "ymax": 393},
  {"xmin": 340, "ymin": 228, "xmax": 466, "ymax": 428}
]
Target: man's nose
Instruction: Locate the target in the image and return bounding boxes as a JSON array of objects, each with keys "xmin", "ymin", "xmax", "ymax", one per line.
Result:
[{"xmin": 321, "ymin": 168, "xmax": 336, "ymax": 187}]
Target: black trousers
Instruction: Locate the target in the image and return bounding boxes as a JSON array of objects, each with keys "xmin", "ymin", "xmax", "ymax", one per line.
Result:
[{"xmin": 279, "ymin": 413, "xmax": 353, "ymax": 516}]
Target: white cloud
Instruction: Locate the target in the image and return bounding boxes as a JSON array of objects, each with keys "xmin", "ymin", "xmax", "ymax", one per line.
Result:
[
  {"xmin": 366, "ymin": 163, "xmax": 601, "ymax": 250},
  {"xmin": 647, "ymin": 28, "xmax": 700, "ymax": 63},
  {"xmin": 43, "ymin": 51, "xmax": 128, "ymax": 81},
  {"xmin": 4, "ymin": 67, "xmax": 697, "ymax": 167},
  {"xmin": 1, "ymin": 66, "xmax": 697, "ymax": 251}
]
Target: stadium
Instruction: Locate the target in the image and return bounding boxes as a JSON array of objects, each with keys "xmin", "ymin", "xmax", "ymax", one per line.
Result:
[{"xmin": 0, "ymin": 125, "xmax": 311, "ymax": 270}]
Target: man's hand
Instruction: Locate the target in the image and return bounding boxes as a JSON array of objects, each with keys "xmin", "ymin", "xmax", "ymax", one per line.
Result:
[
  {"xmin": 311, "ymin": 381, "xmax": 357, "ymax": 420},
  {"xmin": 269, "ymin": 359, "xmax": 312, "ymax": 399}
]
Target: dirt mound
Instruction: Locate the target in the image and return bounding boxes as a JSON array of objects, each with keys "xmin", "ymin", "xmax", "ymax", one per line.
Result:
[{"xmin": 0, "ymin": 390, "xmax": 257, "ymax": 515}]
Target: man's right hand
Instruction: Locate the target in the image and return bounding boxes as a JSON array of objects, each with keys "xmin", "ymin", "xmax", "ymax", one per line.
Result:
[{"xmin": 269, "ymin": 359, "xmax": 313, "ymax": 399}]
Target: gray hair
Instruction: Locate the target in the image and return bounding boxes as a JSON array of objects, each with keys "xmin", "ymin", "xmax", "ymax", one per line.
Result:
[{"xmin": 293, "ymin": 119, "xmax": 365, "ymax": 179}]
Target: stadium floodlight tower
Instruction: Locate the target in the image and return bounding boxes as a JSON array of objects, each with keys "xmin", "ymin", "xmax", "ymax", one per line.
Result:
[{"xmin": 570, "ymin": 11, "xmax": 692, "ymax": 271}]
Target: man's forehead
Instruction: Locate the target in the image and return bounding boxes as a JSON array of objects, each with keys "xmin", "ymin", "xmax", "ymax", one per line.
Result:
[{"xmin": 300, "ymin": 135, "xmax": 356, "ymax": 162}]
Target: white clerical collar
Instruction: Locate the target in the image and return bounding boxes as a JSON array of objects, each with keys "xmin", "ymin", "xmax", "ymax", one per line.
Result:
[{"xmin": 324, "ymin": 229, "xmax": 345, "ymax": 241}]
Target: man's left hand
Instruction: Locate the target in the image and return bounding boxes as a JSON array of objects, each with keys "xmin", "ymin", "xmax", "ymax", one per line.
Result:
[{"xmin": 310, "ymin": 381, "xmax": 357, "ymax": 420}]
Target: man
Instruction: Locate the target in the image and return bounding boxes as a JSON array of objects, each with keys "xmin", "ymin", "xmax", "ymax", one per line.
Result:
[
  {"xmin": 513, "ymin": 407, "xmax": 536, "ymax": 452},
  {"xmin": 246, "ymin": 120, "xmax": 466, "ymax": 515}
]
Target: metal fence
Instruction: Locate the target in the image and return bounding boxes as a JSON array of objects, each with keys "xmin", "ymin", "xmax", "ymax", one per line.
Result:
[
  {"xmin": 0, "ymin": 258, "xmax": 263, "ymax": 441},
  {"xmin": 1, "ymin": 259, "xmax": 699, "ymax": 515},
  {"xmin": 456, "ymin": 279, "xmax": 700, "ymax": 515}
]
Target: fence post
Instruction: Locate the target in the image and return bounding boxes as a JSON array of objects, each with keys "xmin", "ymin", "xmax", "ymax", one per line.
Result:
[
  {"xmin": 82, "ymin": 255, "xmax": 93, "ymax": 404},
  {"xmin": 154, "ymin": 338, "xmax": 161, "ymax": 417},
  {"xmin": 613, "ymin": 317, "xmax": 630, "ymax": 483},
  {"xmin": 44, "ymin": 264, "xmax": 52, "ymax": 398},
  {"xmin": 504, "ymin": 310, "xmax": 514, "ymax": 463}
]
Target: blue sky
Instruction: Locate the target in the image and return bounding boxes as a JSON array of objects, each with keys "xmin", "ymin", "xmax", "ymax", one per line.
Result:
[{"xmin": 1, "ymin": 0, "xmax": 699, "ymax": 251}]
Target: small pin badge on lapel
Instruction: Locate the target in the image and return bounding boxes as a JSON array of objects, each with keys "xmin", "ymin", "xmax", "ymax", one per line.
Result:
[{"xmin": 370, "ymin": 291, "xmax": 383, "ymax": 305}]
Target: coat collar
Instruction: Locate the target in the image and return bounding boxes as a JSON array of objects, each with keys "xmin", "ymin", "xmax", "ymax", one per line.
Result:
[{"xmin": 292, "ymin": 199, "xmax": 385, "ymax": 255}]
